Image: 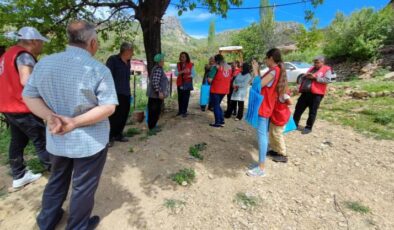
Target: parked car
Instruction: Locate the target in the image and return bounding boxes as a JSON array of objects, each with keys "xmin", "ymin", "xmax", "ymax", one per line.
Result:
[{"xmin": 260, "ymin": 61, "xmax": 337, "ymax": 83}]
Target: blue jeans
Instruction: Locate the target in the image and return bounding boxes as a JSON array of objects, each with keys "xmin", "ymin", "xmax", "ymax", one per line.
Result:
[
  {"xmin": 211, "ymin": 93, "xmax": 225, "ymax": 124},
  {"xmin": 257, "ymin": 116, "xmax": 269, "ymax": 163}
]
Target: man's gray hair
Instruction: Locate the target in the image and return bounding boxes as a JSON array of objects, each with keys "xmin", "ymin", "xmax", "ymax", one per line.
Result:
[
  {"xmin": 67, "ymin": 21, "xmax": 97, "ymax": 46},
  {"xmin": 120, "ymin": 42, "xmax": 133, "ymax": 54},
  {"xmin": 313, "ymin": 56, "xmax": 325, "ymax": 62}
]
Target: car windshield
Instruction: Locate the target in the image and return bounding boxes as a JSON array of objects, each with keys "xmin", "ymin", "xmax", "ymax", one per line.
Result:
[{"xmin": 291, "ymin": 62, "xmax": 311, "ymax": 69}]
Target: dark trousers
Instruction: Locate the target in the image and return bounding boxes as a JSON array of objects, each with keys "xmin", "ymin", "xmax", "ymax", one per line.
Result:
[
  {"xmin": 225, "ymin": 100, "xmax": 245, "ymax": 120},
  {"xmin": 148, "ymin": 97, "xmax": 163, "ymax": 130},
  {"xmin": 3, "ymin": 113, "xmax": 50, "ymax": 179},
  {"xmin": 177, "ymin": 87, "xmax": 191, "ymax": 115},
  {"xmin": 226, "ymin": 88, "xmax": 237, "ymax": 115},
  {"xmin": 211, "ymin": 93, "xmax": 225, "ymax": 125},
  {"xmin": 293, "ymin": 93, "xmax": 324, "ymax": 130},
  {"xmin": 37, "ymin": 148, "xmax": 107, "ymax": 230},
  {"xmin": 109, "ymin": 94, "xmax": 131, "ymax": 139}
]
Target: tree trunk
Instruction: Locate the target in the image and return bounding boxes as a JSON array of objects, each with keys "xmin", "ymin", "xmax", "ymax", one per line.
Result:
[{"xmin": 135, "ymin": 0, "xmax": 170, "ymax": 75}]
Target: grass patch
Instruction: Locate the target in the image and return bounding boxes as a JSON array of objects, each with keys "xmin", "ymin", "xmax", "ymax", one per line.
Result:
[
  {"xmin": 0, "ymin": 187, "xmax": 8, "ymax": 199},
  {"xmin": 171, "ymin": 168, "xmax": 196, "ymax": 185},
  {"xmin": 26, "ymin": 158, "xmax": 46, "ymax": 174},
  {"xmin": 321, "ymin": 80, "xmax": 394, "ymax": 140},
  {"xmin": 234, "ymin": 192, "xmax": 260, "ymax": 209},
  {"xmin": 189, "ymin": 142, "xmax": 207, "ymax": 160},
  {"xmin": 371, "ymin": 67, "xmax": 390, "ymax": 78},
  {"xmin": 0, "ymin": 127, "xmax": 10, "ymax": 165},
  {"xmin": 124, "ymin": 127, "xmax": 142, "ymax": 137},
  {"xmin": 344, "ymin": 201, "xmax": 370, "ymax": 214},
  {"xmin": 163, "ymin": 199, "xmax": 186, "ymax": 212},
  {"xmin": 147, "ymin": 127, "xmax": 161, "ymax": 136}
]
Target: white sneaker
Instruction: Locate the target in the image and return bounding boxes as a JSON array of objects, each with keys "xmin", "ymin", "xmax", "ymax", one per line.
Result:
[{"xmin": 12, "ymin": 170, "xmax": 42, "ymax": 189}]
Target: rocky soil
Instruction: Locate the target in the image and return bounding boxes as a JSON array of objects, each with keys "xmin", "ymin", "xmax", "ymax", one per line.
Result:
[{"xmin": 0, "ymin": 95, "xmax": 393, "ymax": 230}]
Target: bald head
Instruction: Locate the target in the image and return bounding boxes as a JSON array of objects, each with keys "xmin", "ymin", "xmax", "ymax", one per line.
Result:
[{"xmin": 67, "ymin": 21, "xmax": 97, "ymax": 47}]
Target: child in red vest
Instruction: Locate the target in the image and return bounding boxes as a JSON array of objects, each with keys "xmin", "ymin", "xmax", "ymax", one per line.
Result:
[{"xmin": 268, "ymin": 84, "xmax": 292, "ymax": 163}]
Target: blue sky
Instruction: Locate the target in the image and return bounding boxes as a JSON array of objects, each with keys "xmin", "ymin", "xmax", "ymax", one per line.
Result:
[{"xmin": 166, "ymin": 0, "xmax": 391, "ymax": 39}]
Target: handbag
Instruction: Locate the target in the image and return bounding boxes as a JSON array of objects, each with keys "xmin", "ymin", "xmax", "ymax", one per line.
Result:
[
  {"xmin": 283, "ymin": 115, "xmax": 297, "ymax": 134},
  {"xmin": 300, "ymin": 77, "xmax": 312, "ymax": 93},
  {"xmin": 245, "ymin": 77, "xmax": 264, "ymax": 129},
  {"xmin": 181, "ymin": 81, "xmax": 194, "ymax": 91},
  {"xmin": 200, "ymin": 80, "xmax": 210, "ymax": 106}
]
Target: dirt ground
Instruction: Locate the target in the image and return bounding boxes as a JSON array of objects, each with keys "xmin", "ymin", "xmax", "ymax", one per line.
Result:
[{"xmin": 0, "ymin": 93, "xmax": 393, "ymax": 230}]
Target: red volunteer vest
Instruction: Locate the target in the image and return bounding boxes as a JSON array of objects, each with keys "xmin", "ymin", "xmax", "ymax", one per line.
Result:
[
  {"xmin": 299, "ymin": 65, "xmax": 331, "ymax": 95},
  {"xmin": 232, "ymin": 67, "xmax": 241, "ymax": 77},
  {"xmin": 258, "ymin": 66, "xmax": 281, "ymax": 118},
  {"xmin": 0, "ymin": 45, "xmax": 34, "ymax": 113},
  {"xmin": 210, "ymin": 66, "xmax": 232, "ymax": 95},
  {"xmin": 271, "ymin": 100, "xmax": 291, "ymax": 126},
  {"xmin": 176, "ymin": 62, "xmax": 193, "ymax": 87}
]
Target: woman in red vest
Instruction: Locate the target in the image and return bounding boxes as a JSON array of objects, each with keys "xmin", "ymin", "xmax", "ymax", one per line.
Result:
[
  {"xmin": 208, "ymin": 54, "xmax": 232, "ymax": 127},
  {"xmin": 247, "ymin": 48, "xmax": 284, "ymax": 177},
  {"xmin": 175, "ymin": 52, "xmax": 195, "ymax": 117},
  {"xmin": 293, "ymin": 56, "xmax": 332, "ymax": 134}
]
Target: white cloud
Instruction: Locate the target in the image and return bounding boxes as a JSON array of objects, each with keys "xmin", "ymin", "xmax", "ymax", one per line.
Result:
[
  {"xmin": 244, "ymin": 18, "xmax": 257, "ymax": 24},
  {"xmin": 165, "ymin": 6, "xmax": 214, "ymax": 22}
]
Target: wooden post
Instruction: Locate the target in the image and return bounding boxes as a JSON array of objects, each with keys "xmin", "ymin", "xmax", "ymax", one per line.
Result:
[
  {"xmin": 170, "ymin": 72, "xmax": 173, "ymax": 97},
  {"xmin": 133, "ymin": 74, "xmax": 137, "ymax": 110}
]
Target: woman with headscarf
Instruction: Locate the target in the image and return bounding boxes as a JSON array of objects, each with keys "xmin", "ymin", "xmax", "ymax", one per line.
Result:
[
  {"xmin": 146, "ymin": 53, "xmax": 169, "ymax": 130},
  {"xmin": 225, "ymin": 62, "xmax": 251, "ymax": 121}
]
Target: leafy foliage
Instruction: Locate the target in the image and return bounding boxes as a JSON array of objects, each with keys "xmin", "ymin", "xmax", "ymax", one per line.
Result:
[
  {"xmin": 171, "ymin": 168, "xmax": 196, "ymax": 185},
  {"xmin": 231, "ymin": 23, "xmax": 265, "ymax": 61},
  {"xmin": 294, "ymin": 21, "xmax": 323, "ymax": 52},
  {"xmin": 189, "ymin": 142, "xmax": 207, "ymax": 160},
  {"xmin": 323, "ymin": 7, "xmax": 394, "ymax": 61}
]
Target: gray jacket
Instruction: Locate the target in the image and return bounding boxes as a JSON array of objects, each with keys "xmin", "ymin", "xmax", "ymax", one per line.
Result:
[
  {"xmin": 147, "ymin": 65, "xmax": 169, "ymax": 99},
  {"xmin": 231, "ymin": 73, "xmax": 251, "ymax": 101}
]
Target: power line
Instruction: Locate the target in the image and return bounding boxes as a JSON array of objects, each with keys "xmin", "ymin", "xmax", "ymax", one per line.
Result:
[{"xmin": 170, "ymin": 0, "xmax": 314, "ymax": 10}]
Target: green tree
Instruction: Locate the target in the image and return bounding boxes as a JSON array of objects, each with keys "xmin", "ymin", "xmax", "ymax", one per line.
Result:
[
  {"xmin": 260, "ymin": 0, "xmax": 275, "ymax": 50},
  {"xmin": 324, "ymin": 7, "xmax": 394, "ymax": 61},
  {"xmin": 294, "ymin": 20, "xmax": 323, "ymax": 52},
  {"xmin": 231, "ymin": 23, "xmax": 265, "ymax": 61},
  {"xmin": 207, "ymin": 20, "xmax": 216, "ymax": 49},
  {"xmin": 0, "ymin": 0, "xmax": 243, "ymax": 73}
]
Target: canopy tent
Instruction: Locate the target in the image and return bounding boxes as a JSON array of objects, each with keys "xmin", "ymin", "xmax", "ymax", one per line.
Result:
[{"xmin": 218, "ymin": 46, "xmax": 243, "ymax": 63}]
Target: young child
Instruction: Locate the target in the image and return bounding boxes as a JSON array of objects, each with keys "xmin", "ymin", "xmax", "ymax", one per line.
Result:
[{"xmin": 268, "ymin": 88, "xmax": 292, "ymax": 163}]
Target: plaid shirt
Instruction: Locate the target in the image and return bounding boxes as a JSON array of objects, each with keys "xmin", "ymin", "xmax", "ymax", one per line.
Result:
[
  {"xmin": 23, "ymin": 46, "xmax": 118, "ymax": 158},
  {"xmin": 151, "ymin": 65, "xmax": 163, "ymax": 92}
]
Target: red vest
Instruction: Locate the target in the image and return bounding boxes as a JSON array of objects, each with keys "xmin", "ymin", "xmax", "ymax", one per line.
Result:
[
  {"xmin": 0, "ymin": 45, "xmax": 33, "ymax": 113},
  {"xmin": 271, "ymin": 100, "xmax": 291, "ymax": 126},
  {"xmin": 232, "ymin": 67, "xmax": 241, "ymax": 77},
  {"xmin": 210, "ymin": 66, "xmax": 232, "ymax": 95},
  {"xmin": 300, "ymin": 65, "xmax": 331, "ymax": 95},
  {"xmin": 176, "ymin": 62, "xmax": 193, "ymax": 87},
  {"xmin": 258, "ymin": 66, "xmax": 281, "ymax": 118}
]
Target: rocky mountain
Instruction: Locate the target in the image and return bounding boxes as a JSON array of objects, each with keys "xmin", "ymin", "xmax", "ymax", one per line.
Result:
[{"xmin": 162, "ymin": 16, "xmax": 193, "ymax": 45}]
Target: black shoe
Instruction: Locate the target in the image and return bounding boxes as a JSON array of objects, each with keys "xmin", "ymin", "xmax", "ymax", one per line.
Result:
[
  {"xmin": 115, "ymin": 136, "xmax": 129, "ymax": 142},
  {"xmin": 209, "ymin": 123, "xmax": 223, "ymax": 128},
  {"xmin": 47, "ymin": 208, "xmax": 64, "ymax": 230},
  {"xmin": 301, "ymin": 128, "xmax": 312, "ymax": 134},
  {"xmin": 267, "ymin": 150, "xmax": 280, "ymax": 157},
  {"xmin": 176, "ymin": 112, "xmax": 182, "ymax": 116},
  {"xmin": 87, "ymin": 216, "xmax": 100, "ymax": 230},
  {"xmin": 272, "ymin": 155, "xmax": 288, "ymax": 163},
  {"xmin": 182, "ymin": 113, "xmax": 188, "ymax": 118}
]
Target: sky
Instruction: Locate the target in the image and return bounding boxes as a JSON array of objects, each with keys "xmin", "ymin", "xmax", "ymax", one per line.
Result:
[{"xmin": 166, "ymin": 0, "xmax": 391, "ymax": 39}]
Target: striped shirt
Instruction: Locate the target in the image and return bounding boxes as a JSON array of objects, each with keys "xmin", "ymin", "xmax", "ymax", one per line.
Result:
[{"xmin": 22, "ymin": 46, "xmax": 118, "ymax": 158}]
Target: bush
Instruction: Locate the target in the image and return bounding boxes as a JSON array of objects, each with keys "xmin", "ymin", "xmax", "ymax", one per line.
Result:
[
  {"xmin": 171, "ymin": 168, "xmax": 196, "ymax": 185},
  {"xmin": 284, "ymin": 48, "xmax": 323, "ymax": 63},
  {"xmin": 324, "ymin": 7, "xmax": 394, "ymax": 61}
]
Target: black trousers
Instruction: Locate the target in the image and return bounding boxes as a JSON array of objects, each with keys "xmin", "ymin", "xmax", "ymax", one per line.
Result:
[
  {"xmin": 37, "ymin": 148, "xmax": 107, "ymax": 230},
  {"xmin": 293, "ymin": 93, "xmax": 324, "ymax": 130},
  {"xmin": 3, "ymin": 113, "xmax": 51, "ymax": 179},
  {"xmin": 148, "ymin": 97, "xmax": 163, "ymax": 130},
  {"xmin": 226, "ymin": 88, "xmax": 237, "ymax": 115},
  {"xmin": 225, "ymin": 100, "xmax": 244, "ymax": 120},
  {"xmin": 177, "ymin": 87, "xmax": 191, "ymax": 115},
  {"xmin": 109, "ymin": 94, "xmax": 130, "ymax": 139}
]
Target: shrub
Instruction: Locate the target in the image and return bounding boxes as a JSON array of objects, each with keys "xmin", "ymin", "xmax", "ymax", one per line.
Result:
[{"xmin": 171, "ymin": 168, "xmax": 196, "ymax": 185}]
